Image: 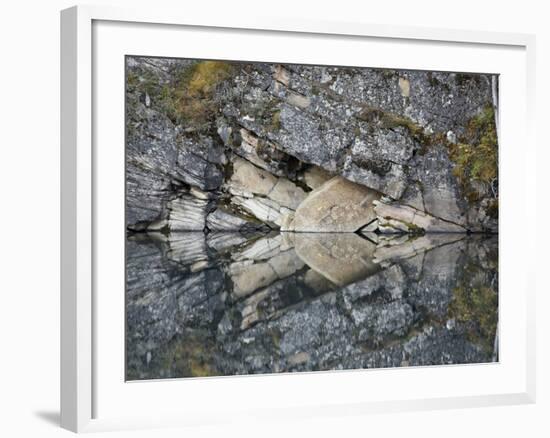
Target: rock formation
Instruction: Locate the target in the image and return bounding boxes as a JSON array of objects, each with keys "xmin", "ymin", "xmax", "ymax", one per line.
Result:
[{"xmin": 126, "ymin": 57, "xmax": 499, "ymax": 235}]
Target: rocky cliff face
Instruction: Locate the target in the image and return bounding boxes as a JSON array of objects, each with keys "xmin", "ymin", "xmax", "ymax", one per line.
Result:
[{"xmin": 126, "ymin": 57, "xmax": 498, "ymax": 235}]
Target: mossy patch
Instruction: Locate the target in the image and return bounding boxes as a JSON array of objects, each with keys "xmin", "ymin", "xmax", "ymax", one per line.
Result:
[
  {"xmin": 447, "ymin": 105, "xmax": 498, "ymax": 203},
  {"xmin": 158, "ymin": 331, "xmax": 218, "ymax": 378},
  {"xmin": 402, "ymin": 221, "xmax": 425, "ymax": 234},
  {"xmin": 173, "ymin": 61, "xmax": 235, "ymax": 129},
  {"xmin": 127, "ymin": 61, "xmax": 235, "ymax": 132},
  {"xmin": 448, "ymin": 284, "xmax": 498, "ymax": 354}
]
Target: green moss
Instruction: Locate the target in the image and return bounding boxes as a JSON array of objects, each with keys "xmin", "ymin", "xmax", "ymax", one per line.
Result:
[
  {"xmin": 448, "ymin": 285, "xmax": 498, "ymax": 353},
  {"xmin": 447, "ymin": 105, "xmax": 498, "ymax": 203},
  {"xmin": 402, "ymin": 222, "xmax": 425, "ymax": 234},
  {"xmin": 127, "ymin": 61, "xmax": 235, "ymax": 131},
  {"xmin": 172, "ymin": 61, "xmax": 235, "ymax": 129},
  {"xmin": 155, "ymin": 332, "xmax": 218, "ymax": 378},
  {"xmin": 186, "ymin": 61, "xmax": 233, "ymax": 95}
]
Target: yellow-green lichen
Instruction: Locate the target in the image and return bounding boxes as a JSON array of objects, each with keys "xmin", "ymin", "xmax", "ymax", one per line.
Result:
[
  {"xmin": 448, "ymin": 105, "xmax": 498, "ymax": 203},
  {"xmin": 128, "ymin": 61, "xmax": 235, "ymax": 131},
  {"xmin": 448, "ymin": 284, "xmax": 498, "ymax": 354},
  {"xmin": 173, "ymin": 61, "xmax": 235, "ymax": 128},
  {"xmin": 155, "ymin": 333, "xmax": 218, "ymax": 378}
]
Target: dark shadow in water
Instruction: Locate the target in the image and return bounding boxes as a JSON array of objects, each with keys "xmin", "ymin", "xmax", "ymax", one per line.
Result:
[{"xmin": 126, "ymin": 231, "xmax": 498, "ymax": 380}]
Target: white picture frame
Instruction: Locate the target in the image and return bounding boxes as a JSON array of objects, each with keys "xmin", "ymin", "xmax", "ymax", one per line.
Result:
[{"xmin": 60, "ymin": 4, "xmax": 537, "ymax": 433}]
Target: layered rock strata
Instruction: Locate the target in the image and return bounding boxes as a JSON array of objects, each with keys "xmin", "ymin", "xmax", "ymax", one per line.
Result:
[{"xmin": 126, "ymin": 57, "xmax": 499, "ymax": 235}]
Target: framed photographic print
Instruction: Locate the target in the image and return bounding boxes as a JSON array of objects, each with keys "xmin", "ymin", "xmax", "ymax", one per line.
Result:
[{"xmin": 61, "ymin": 4, "xmax": 536, "ymax": 433}]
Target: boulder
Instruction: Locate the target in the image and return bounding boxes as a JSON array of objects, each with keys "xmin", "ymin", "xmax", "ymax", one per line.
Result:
[{"xmin": 289, "ymin": 176, "xmax": 381, "ymax": 232}]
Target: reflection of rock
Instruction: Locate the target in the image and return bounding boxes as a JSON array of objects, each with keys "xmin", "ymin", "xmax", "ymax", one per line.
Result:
[
  {"xmin": 293, "ymin": 233, "xmax": 379, "ymax": 286},
  {"xmin": 126, "ymin": 231, "xmax": 498, "ymax": 380},
  {"xmin": 229, "ymin": 234, "xmax": 305, "ymax": 298},
  {"xmin": 206, "ymin": 232, "xmax": 249, "ymax": 254},
  {"xmin": 342, "ymin": 265, "xmax": 406, "ymax": 304},
  {"xmin": 351, "ymin": 300, "xmax": 415, "ymax": 341},
  {"xmin": 287, "ymin": 176, "xmax": 381, "ymax": 232},
  {"xmin": 164, "ymin": 232, "xmax": 208, "ymax": 266},
  {"xmin": 373, "ymin": 233, "xmax": 465, "ymax": 264},
  {"xmin": 230, "ymin": 196, "xmax": 286, "ymax": 227},
  {"xmin": 232, "ymin": 234, "xmax": 283, "ymax": 261},
  {"xmin": 230, "ymin": 248, "xmax": 305, "ymax": 299}
]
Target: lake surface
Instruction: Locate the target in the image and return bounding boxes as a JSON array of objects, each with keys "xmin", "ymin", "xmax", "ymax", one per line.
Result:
[{"xmin": 126, "ymin": 231, "xmax": 498, "ymax": 380}]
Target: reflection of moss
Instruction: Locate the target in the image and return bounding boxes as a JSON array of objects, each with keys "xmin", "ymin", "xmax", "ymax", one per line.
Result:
[
  {"xmin": 448, "ymin": 105, "xmax": 498, "ymax": 203},
  {"xmin": 486, "ymin": 199, "xmax": 499, "ymax": 219},
  {"xmin": 157, "ymin": 332, "xmax": 217, "ymax": 378},
  {"xmin": 449, "ymin": 284, "xmax": 498, "ymax": 354}
]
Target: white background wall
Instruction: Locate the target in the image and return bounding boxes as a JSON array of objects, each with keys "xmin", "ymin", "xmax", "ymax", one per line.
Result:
[{"xmin": 0, "ymin": 0, "xmax": 547, "ymax": 436}]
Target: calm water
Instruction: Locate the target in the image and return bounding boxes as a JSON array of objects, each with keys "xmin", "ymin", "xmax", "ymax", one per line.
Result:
[{"xmin": 126, "ymin": 231, "xmax": 498, "ymax": 380}]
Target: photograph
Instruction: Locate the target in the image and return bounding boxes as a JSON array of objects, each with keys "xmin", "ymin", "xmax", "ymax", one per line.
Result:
[
  {"xmin": 125, "ymin": 56, "xmax": 499, "ymax": 380},
  {"xmin": 2, "ymin": 0, "xmax": 546, "ymax": 436}
]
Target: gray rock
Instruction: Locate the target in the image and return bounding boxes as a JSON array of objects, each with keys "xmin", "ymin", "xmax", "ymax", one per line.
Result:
[
  {"xmin": 206, "ymin": 207, "xmax": 264, "ymax": 232},
  {"xmin": 374, "ymin": 200, "xmax": 466, "ymax": 233},
  {"xmin": 302, "ymin": 165, "xmax": 333, "ymax": 189}
]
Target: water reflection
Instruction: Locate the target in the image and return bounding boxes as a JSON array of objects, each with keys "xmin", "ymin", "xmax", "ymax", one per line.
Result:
[{"xmin": 126, "ymin": 231, "xmax": 498, "ymax": 380}]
